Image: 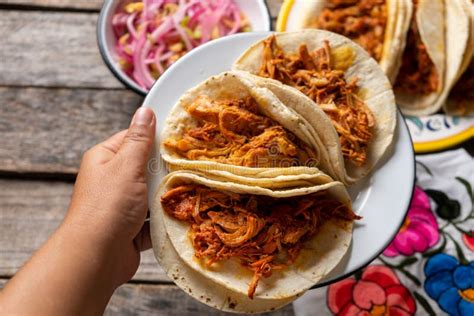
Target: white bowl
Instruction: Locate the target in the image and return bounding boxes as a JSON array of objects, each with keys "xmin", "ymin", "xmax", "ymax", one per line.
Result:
[{"xmin": 97, "ymin": 0, "xmax": 272, "ymax": 95}]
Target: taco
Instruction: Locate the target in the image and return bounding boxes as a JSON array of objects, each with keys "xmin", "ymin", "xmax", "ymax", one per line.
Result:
[
  {"xmin": 394, "ymin": 0, "xmax": 472, "ymax": 115},
  {"xmin": 444, "ymin": 0, "xmax": 474, "ymax": 116},
  {"xmin": 168, "ymin": 164, "xmax": 339, "ymax": 190},
  {"xmin": 445, "ymin": 58, "xmax": 474, "ymax": 116},
  {"xmin": 233, "ymin": 30, "xmax": 396, "ymax": 183},
  {"xmin": 152, "ymin": 171, "xmax": 358, "ymax": 304},
  {"xmin": 150, "ymin": 177, "xmax": 298, "ymax": 313},
  {"xmin": 161, "ymin": 71, "xmax": 347, "ymax": 183},
  {"xmin": 280, "ymin": 0, "xmax": 412, "ymax": 82}
]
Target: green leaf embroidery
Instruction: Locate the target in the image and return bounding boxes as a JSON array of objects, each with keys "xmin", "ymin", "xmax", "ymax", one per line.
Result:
[
  {"xmin": 423, "ymin": 235, "xmax": 447, "ymax": 258},
  {"xmin": 416, "ymin": 161, "xmax": 433, "ymax": 176},
  {"xmin": 398, "ymin": 256, "xmax": 418, "ymax": 268},
  {"xmin": 446, "ymin": 233, "xmax": 469, "ymax": 265},
  {"xmin": 399, "ymin": 268, "xmax": 421, "ymax": 286},
  {"xmin": 455, "ymin": 177, "xmax": 474, "ymax": 222},
  {"xmin": 379, "ymin": 257, "xmax": 421, "ymax": 286},
  {"xmin": 456, "ymin": 176, "xmax": 473, "ymax": 201},
  {"xmin": 413, "ymin": 291, "xmax": 436, "ymax": 316}
]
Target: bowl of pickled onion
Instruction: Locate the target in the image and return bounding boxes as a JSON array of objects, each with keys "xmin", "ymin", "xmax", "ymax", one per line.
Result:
[{"xmin": 97, "ymin": 0, "xmax": 271, "ymax": 95}]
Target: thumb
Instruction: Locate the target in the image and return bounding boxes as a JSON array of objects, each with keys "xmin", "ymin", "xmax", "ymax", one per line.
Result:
[{"xmin": 118, "ymin": 107, "xmax": 156, "ymax": 175}]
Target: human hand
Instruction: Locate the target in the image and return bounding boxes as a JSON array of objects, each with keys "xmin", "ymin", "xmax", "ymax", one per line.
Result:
[
  {"xmin": 66, "ymin": 106, "xmax": 156, "ymax": 287},
  {"xmin": 0, "ymin": 107, "xmax": 157, "ymax": 315}
]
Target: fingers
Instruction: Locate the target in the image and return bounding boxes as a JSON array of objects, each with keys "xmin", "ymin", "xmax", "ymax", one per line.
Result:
[
  {"xmin": 117, "ymin": 107, "xmax": 156, "ymax": 175},
  {"xmin": 134, "ymin": 221, "xmax": 152, "ymax": 252},
  {"xmin": 100, "ymin": 130, "xmax": 128, "ymax": 155},
  {"xmin": 83, "ymin": 130, "xmax": 128, "ymax": 165}
]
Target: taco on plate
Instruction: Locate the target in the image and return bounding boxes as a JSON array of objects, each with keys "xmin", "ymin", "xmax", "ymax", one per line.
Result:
[
  {"xmin": 444, "ymin": 0, "xmax": 474, "ymax": 116},
  {"xmin": 233, "ymin": 30, "xmax": 397, "ymax": 184},
  {"xmin": 394, "ymin": 0, "xmax": 472, "ymax": 115},
  {"xmin": 161, "ymin": 71, "xmax": 348, "ymax": 183},
  {"xmin": 152, "ymin": 171, "xmax": 358, "ymax": 304},
  {"xmin": 279, "ymin": 0, "xmax": 412, "ymax": 82}
]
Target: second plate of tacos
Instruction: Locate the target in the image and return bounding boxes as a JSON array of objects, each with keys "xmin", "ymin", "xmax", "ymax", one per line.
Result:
[
  {"xmin": 394, "ymin": 0, "xmax": 473, "ymax": 115},
  {"xmin": 275, "ymin": 0, "xmax": 412, "ymax": 83},
  {"xmin": 233, "ymin": 30, "xmax": 397, "ymax": 184},
  {"xmin": 444, "ymin": 0, "xmax": 474, "ymax": 116}
]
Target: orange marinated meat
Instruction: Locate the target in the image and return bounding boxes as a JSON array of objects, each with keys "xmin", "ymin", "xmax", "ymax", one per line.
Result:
[
  {"xmin": 395, "ymin": 0, "xmax": 439, "ymax": 95},
  {"xmin": 161, "ymin": 185, "xmax": 359, "ymax": 298},
  {"xmin": 259, "ymin": 36, "xmax": 375, "ymax": 166},
  {"xmin": 164, "ymin": 95, "xmax": 317, "ymax": 167},
  {"xmin": 448, "ymin": 61, "xmax": 474, "ymax": 115},
  {"xmin": 314, "ymin": 0, "xmax": 387, "ymax": 61}
]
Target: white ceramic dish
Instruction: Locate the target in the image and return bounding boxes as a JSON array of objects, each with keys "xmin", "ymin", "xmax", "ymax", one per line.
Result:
[
  {"xmin": 143, "ymin": 32, "xmax": 415, "ymax": 289},
  {"xmin": 97, "ymin": 0, "xmax": 271, "ymax": 95}
]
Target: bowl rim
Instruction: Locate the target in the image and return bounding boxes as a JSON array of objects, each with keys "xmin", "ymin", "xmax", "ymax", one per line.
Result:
[{"xmin": 96, "ymin": 0, "xmax": 273, "ymax": 96}]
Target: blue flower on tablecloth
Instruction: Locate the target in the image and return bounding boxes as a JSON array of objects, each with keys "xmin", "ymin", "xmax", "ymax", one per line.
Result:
[{"xmin": 424, "ymin": 254, "xmax": 474, "ymax": 316}]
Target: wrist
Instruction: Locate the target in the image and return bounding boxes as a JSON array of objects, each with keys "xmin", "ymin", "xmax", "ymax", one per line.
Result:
[
  {"xmin": 58, "ymin": 212, "xmax": 124, "ymax": 290},
  {"xmin": 0, "ymin": 215, "xmax": 120, "ymax": 315}
]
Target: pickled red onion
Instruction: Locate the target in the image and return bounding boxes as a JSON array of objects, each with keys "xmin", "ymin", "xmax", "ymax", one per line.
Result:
[{"xmin": 112, "ymin": 0, "xmax": 250, "ymax": 90}]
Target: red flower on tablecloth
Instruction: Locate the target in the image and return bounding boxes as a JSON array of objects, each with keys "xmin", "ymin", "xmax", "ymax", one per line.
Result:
[
  {"xmin": 383, "ymin": 186, "xmax": 439, "ymax": 257},
  {"xmin": 327, "ymin": 265, "xmax": 416, "ymax": 315},
  {"xmin": 463, "ymin": 231, "xmax": 474, "ymax": 251}
]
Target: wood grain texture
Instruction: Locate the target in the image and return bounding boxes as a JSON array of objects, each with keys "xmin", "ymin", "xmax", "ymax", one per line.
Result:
[
  {"xmin": 107, "ymin": 283, "xmax": 295, "ymax": 316},
  {"xmin": 0, "ymin": 0, "xmax": 103, "ymax": 10},
  {"xmin": 0, "ymin": 179, "xmax": 167, "ymax": 282},
  {"xmin": 0, "ymin": 2, "xmax": 282, "ymax": 89},
  {"xmin": 0, "ymin": 11, "xmax": 123, "ymax": 88},
  {"xmin": 0, "ymin": 279, "xmax": 294, "ymax": 315},
  {"xmin": 1, "ymin": 0, "xmax": 281, "ymax": 16},
  {"xmin": 0, "ymin": 87, "xmax": 142, "ymax": 174}
]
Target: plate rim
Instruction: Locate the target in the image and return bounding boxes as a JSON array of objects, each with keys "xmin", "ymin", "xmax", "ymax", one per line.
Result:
[{"xmin": 312, "ymin": 116, "xmax": 415, "ymax": 287}]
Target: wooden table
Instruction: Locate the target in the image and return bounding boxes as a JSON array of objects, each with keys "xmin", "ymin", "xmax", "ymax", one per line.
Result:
[{"xmin": 0, "ymin": 0, "xmax": 292, "ymax": 315}]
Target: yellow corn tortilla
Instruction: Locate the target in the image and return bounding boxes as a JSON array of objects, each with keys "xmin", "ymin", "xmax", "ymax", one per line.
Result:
[
  {"xmin": 152, "ymin": 171, "xmax": 353, "ymax": 302},
  {"xmin": 233, "ymin": 30, "xmax": 397, "ymax": 184}
]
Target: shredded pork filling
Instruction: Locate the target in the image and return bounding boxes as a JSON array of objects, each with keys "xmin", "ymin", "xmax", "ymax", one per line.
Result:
[
  {"xmin": 164, "ymin": 95, "xmax": 317, "ymax": 167},
  {"xmin": 258, "ymin": 36, "xmax": 375, "ymax": 166},
  {"xmin": 448, "ymin": 61, "xmax": 474, "ymax": 115},
  {"xmin": 313, "ymin": 0, "xmax": 387, "ymax": 61},
  {"xmin": 394, "ymin": 1, "xmax": 439, "ymax": 95},
  {"xmin": 161, "ymin": 184, "xmax": 359, "ymax": 299}
]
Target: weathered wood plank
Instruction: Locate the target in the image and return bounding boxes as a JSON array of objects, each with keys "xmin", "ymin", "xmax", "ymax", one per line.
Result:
[
  {"xmin": 0, "ymin": 87, "xmax": 142, "ymax": 174},
  {"xmin": 0, "ymin": 11, "xmax": 122, "ymax": 88},
  {"xmin": 0, "ymin": 179, "xmax": 167, "ymax": 282},
  {"xmin": 0, "ymin": 3, "xmax": 282, "ymax": 89},
  {"xmin": 107, "ymin": 283, "xmax": 295, "ymax": 316},
  {"xmin": 0, "ymin": 0, "xmax": 103, "ymax": 10},
  {"xmin": 0, "ymin": 0, "xmax": 281, "ymax": 16},
  {"xmin": 0, "ymin": 279, "xmax": 294, "ymax": 315}
]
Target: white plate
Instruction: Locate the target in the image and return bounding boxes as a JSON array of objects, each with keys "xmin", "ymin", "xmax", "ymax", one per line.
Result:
[{"xmin": 143, "ymin": 32, "xmax": 415, "ymax": 288}]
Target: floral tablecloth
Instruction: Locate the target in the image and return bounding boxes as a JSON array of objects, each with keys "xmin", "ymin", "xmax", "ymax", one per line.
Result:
[{"xmin": 293, "ymin": 148, "xmax": 474, "ymax": 316}]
